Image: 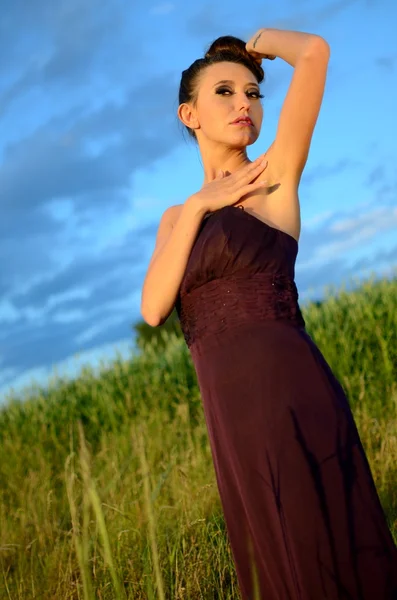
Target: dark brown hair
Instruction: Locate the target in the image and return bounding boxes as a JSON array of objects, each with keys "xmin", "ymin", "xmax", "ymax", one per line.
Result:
[{"xmin": 178, "ymin": 35, "xmax": 265, "ymax": 143}]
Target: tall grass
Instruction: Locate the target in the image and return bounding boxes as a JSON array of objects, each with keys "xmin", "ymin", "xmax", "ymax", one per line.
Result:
[{"xmin": 0, "ymin": 272, "xmax": 396, "ymax": 599}]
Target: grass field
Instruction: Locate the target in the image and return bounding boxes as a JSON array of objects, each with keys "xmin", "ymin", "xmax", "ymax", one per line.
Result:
[{"xmin": 0, "ymin": 272, "xmax": 396, "ymax": 599}]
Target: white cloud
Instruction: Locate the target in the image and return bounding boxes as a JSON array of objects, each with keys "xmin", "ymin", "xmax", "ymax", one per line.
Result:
[
  {"xmin": 299, "ymin": 205, "xmax": 397, "ymax": 270},
  {"xmin": 330, "ymin": 206, "xmax": 397, "ymax": 235}
]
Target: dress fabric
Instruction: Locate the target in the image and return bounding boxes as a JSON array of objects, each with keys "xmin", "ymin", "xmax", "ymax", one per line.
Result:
[{"xmin": 175, "ymin": 205, "xmax": 397, "ymax": 600}]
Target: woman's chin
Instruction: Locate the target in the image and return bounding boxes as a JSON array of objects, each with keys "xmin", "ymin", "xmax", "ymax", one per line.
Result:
[{"xmin": 229, "ymin": 133, "xmax": 258, "ymax": 148}]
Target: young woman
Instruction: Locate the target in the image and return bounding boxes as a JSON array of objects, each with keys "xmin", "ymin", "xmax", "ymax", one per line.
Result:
[{"xmin": 141, "ymin": 28, "xmax": 397, "ymax": 599}]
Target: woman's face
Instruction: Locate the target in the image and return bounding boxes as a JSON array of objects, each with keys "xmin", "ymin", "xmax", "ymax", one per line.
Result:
[{"xmin": 187, "ymin": 61, "xmax": 263, "ymax": 146}]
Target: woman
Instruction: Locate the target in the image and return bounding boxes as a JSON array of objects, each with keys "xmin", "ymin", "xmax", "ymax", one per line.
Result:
[{"xmin": 140, "ymin": 28, "xmax": 397, "ymax": 599}]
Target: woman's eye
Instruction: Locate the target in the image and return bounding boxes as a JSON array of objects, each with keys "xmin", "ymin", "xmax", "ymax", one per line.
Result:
[
  {"xmin": 215, "ymin": 88, "xmax": 232, "ymax": 95},
  {"xmin": 216, "ymin": 88, "xmax": 263, "ymax": 99}
]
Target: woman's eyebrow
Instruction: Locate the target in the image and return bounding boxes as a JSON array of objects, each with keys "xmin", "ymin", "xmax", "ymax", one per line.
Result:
[{"xmin": 212, "ymin": 80, "xmax": 260, "ymax": 88}]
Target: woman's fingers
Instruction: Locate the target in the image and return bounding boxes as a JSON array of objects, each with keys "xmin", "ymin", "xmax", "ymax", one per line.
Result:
[
  {"xmin": 240, "ymin": 157, "xmax": 268, "ymax": 182},
  {"xmin": 225, "ymin": 156, "xmax": 267, "ymax": 189},
  {"xmin": 240, "ymin": 178, "xmax": 268, "ymax": 199},
  {"xmin": 228, "ymin": 159, "xmax": 268, "ymax": 201}
]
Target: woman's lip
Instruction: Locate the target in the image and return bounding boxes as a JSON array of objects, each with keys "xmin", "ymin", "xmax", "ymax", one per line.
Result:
[{"xmin": 231, "ymin": 121, "xmax": 253, "ymax": 126}]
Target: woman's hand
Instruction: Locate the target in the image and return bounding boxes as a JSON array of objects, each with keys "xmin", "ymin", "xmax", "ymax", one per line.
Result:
[
  {"xmin": 249, "ymin": 52, "xmax": 276, "ymax": 65},
  {"xmin": 191, "ymin": 156, "xmax": 269, "ymax": 216}
]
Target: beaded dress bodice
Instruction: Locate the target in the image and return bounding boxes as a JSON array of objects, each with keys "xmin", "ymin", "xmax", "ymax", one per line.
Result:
[{"xmin": 175, "ymin": 205, "xmax": 305, "ymax": 348}]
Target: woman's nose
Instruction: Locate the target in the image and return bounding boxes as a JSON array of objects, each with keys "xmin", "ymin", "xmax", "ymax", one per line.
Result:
[{"xmin": 236, "ymin": 95, "xmax": 251, "ymax": 110}]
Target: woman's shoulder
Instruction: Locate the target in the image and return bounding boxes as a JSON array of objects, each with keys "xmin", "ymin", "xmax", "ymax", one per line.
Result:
[{"xmin": 161, "ymin": 204, "xmax": 184, "ymax": 228}]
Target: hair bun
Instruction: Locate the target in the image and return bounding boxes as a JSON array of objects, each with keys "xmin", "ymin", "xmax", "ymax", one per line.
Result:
[
  {"xmin": 203, "ymin": 35, "xmax": 264, "ymax": 83},
  {"xmin": 205, "ymin": 35, "xmax": 247, "ymax": 60}
]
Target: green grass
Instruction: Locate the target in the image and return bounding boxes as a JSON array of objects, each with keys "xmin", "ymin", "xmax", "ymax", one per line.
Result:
[{"xmin": 0, "ymin": 271, "xmax": 396, "ymax": 599}]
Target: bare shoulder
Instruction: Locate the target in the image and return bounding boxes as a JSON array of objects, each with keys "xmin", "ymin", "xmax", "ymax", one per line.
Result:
[
  {"xmin": 151, "ymin": 205, "xmax": 182, "ymax": 247},
  {"xmin": 166, "ymin": 203, "xmax": 184, "ymax": 227},
  {"xmin": 156, "ymin": 204, "xmax": 181, "ymax": 227}
]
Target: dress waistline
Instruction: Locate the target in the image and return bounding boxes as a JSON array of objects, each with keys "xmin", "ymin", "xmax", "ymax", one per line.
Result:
[{"xmin": 176, "ymin": 271, "xmax": 306, "ymax": 348}]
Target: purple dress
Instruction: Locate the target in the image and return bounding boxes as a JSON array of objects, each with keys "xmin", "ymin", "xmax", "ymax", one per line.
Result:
[{"xmin": 175, "ymin": 205, "xmax": 397, "ymax": 600}]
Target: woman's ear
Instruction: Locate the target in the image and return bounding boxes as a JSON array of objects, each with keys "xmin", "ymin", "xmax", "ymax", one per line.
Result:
[{"xmin": 178, "ymin": 103, "xmax": 199, "ymax": 131}]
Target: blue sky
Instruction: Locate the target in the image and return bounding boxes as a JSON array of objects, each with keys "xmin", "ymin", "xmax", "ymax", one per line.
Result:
[{"xmin": 1, "ymin": 0, "xmax": 396, "ymax": 404}]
